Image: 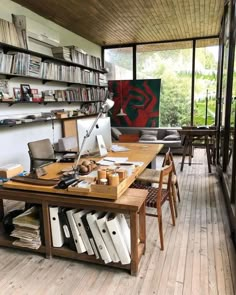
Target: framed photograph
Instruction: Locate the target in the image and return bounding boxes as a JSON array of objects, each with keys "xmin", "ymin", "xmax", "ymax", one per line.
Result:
[
  {"xmin": 20, "ymin": 84, "xmax": 32, "ymax": 101},
  {"xmin": 13, "ymin": 87, "xmax": 22, "ymax": 101}
]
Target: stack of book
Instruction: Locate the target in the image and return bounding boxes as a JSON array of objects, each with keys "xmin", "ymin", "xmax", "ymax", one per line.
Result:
[
  {"xmin": 0, "ymin": 50, "xmax": 14, "ymax": 73},
  {"xmin": 49, "ymin": 207, "xmax": 131, "ymax": 265},
  {"xmin": 0, "ymin": 18, "xmax": 22, "ymax": 48},
  {"xmin": 11, "ymin": 206, "xmax": 41, "ymax": 249},
  {"xmin": 51, "ymin": 47, "xmax": 72, "ymax": 62}
]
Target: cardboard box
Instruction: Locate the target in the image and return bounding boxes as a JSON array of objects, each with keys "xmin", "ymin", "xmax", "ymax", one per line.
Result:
[{"xmin": 0, "ymin": 164, "xmax": 24, "ymax": 178}]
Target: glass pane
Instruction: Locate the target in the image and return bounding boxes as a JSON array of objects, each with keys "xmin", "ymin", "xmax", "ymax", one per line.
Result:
[
  {"xmin": 104, "ymin": 47, "xmax": 133, "ymax": 80},
  {"xmin": 226, "ymin": 7, "xmax": 236, "ymax": 197},
  {"xmin": 219, "ymin": 3, "xmax": 231, "ymax": 168},
  {"xmin": 194, "ymin": 42, "xmax": 219, "ymax": 126},
  {"xmin": 137, "ymin": 41, "xmax": 192, "ymax": 127}
]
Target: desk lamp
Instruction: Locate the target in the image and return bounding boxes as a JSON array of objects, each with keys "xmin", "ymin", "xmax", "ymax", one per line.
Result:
[{"xmin": 73, "ymin": 92, "xmax": 114, "ymax": 174}]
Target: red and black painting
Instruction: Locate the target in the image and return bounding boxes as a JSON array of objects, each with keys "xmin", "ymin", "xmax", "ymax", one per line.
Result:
[{"xmin": 108, "ymin": 79, "xmax": 161, "ymax": 127}]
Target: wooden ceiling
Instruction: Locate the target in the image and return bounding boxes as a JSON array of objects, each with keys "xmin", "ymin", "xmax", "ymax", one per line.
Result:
[{"xmin": 12, "ymin": 0, "xmax": 224, "ymax": 46}]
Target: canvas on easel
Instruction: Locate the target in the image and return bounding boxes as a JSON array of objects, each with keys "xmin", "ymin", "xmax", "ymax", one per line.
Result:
[{"xmin": 96, "ymin": 135, "xmax": 108, "ymax": 157}]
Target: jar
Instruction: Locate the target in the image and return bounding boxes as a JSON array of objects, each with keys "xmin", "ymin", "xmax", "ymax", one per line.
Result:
[{"xmin": 100, "ymin": 178, "xmax": 108, "ymax": 185}]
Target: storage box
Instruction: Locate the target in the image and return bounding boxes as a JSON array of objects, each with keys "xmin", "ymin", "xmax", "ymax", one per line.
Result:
[{"xmin": 0, "ymin": 164, "xmax": 24, "ymax": 178}]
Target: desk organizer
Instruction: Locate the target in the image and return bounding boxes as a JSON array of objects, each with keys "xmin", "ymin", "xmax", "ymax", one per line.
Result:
[{"xmin": 67, "ymin": 177, "xmax": 130, "ymax": 200}]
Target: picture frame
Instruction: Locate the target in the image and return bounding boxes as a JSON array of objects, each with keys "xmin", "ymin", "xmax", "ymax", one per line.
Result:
[
  {"xmin": 13, "ymin": 87, "xmax": 21, "ymax": 101},
  {"xmin": 20, "ymin": 84, "xmax": 32, "ymax": 101}
]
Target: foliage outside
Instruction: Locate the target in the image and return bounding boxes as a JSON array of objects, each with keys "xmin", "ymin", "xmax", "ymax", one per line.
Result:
[{"xmin": 105, "ymin": 44, "xmax": 219, "ymax": 127}]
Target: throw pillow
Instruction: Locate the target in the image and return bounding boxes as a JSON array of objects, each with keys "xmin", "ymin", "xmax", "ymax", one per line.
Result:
[
  {"xmin": 157, "ymin": 129, "xmax": 166, "ymax": 139},
  {"xmin": 111, "ymin": 127, "xmax": 122, "ymax": 140},
  {"xmin": 163, "ymin": 134, "xmax": 180, "ymax": 141},
  {"xmin": 166, "ymin": 129, "xmax": 179, "ymax": 136},
  {"xmin": 140, "ymin": 129, "xmax": 158, "ymax": 139},
  {"xmin": 140, "ymin": 134, "xmax": 157, "ymax": 141}
]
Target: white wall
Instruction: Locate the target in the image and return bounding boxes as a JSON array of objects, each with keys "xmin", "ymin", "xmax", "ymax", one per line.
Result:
[{"xmin": 0, "ymin": 0, "xmax": 102, "ymax": 172}]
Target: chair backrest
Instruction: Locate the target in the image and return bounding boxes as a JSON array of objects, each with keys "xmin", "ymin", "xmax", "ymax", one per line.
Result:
[
  {"xmin": 57, "ymin": 136, "xmax": 78, "ymax": 151},
  {"xmin": 162, "ymin": 148, "xmax": 177, "ymax": 175},
  {"xmin": 28, "ymin": 138, "xmax": 55, "ymax": 170},
  {"xmin": 157, "ymin": 161, "xmax": 173, "ymax": 205}
]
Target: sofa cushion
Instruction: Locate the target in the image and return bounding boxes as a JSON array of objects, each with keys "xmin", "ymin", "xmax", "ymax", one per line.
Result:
[
  {"xmin": 140, "ymin": 129, "xmax": 158, "ymax": 138},
  {"xmin": 140, "ymin": 134, "xmax": 157, "ymax": 141},
  {"xmin": 163, "ymin": 134, "xmax": 180, "ymax": 141},
  {"xmin": 111, "ymin": 127, "xmax": 122, "ymax": 140},
  {"xmin": 166, "ymin": 129, "xmax": 180, "ymax": 136}
]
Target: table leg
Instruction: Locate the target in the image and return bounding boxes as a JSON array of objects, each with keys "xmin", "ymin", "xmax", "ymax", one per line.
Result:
[
  {"xmin": 139, "ymin": 202, "xmax": 146, "ymax": 254},
  {"xmin": 188, "ymin": 138, "xmax": 193, "ymax": 166},
  {"xmin": 130, "ymin": 211, "xmax": 138, "ymax": 276},
  {"xmin": 181, "ymin": 137, "xmax": 189, "ymax": 171},
  {"xmin": 42, "ymin": 202, "xmax": 52, "ymax": 258},
  {"xmin": 205, "ymin": 136, "xmax": 212, "ymax": 173},
  {"xmin": 0, "ymin": 199, "xmax": 4, "ymax": 221}
]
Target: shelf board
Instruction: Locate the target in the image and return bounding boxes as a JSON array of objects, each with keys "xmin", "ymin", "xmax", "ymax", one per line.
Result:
[
  {"xmin": 0, "ymin": 100, "xmax": 103, "ymax": 106},
  {"xmin": 0, "ymin": 71, "xmax": 106, "ymax": 87},
  {"xmin": 0, "ymin": 41, "xmax": 105, "ymax": 74},
  {"xmin": 0, "ymin": 113, "xmax": 99, "ymax": 127}
]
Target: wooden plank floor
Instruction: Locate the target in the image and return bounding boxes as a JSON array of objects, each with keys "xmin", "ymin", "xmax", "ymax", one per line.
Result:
[{"xmin": 0, "ymin": 149, "xmax": 235, "ymax": 295}]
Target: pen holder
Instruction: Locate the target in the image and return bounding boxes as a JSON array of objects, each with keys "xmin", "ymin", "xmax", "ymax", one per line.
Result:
[{"xmin": 108, "ymin": 173, "xmax": 119, "ymax": 186}]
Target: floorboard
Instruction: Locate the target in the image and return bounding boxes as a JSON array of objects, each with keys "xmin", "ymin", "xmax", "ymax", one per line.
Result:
[{"xmin": 0, "ymin": 149, "xmax": 235, "ymax": 295}]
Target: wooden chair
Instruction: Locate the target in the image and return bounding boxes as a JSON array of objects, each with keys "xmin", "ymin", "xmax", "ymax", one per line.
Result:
[
  {"xmin": 136, "ymin": 149, "xmax": 180, "ymax": 218},
  {"xmin": 131, "ymin": 162, "xmax": 175, "ymax": 250}
]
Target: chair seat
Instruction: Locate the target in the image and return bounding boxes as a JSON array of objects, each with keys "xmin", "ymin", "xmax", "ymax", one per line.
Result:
[
  {"xmin": 137, "ymin": 168, "xmax": 177, "ymax": 184},
  {"xmin": 130, "ymin": 182, "xmax": 169, "ymax": 207}
]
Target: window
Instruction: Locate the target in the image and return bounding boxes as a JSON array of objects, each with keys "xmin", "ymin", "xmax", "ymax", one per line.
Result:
[
  {"xmin": 194, "ymin": 39, "xmax": 219, "ymax": 126},
  {"xmin": 137, "ymin": 41, "xmax": 192, "ymax": 127},
  {"xmin": 104, "ymin": 47, "xmax": 133, "ymax": 80}
]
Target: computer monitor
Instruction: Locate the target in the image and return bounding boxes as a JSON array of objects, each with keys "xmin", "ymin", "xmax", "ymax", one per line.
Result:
[{"xmin": 76, "ymin": 116, "xmax": 112, "ymax": 156}]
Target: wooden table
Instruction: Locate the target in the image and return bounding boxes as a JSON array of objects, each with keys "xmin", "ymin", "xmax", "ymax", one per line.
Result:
[
  {"xmin": 0, "ymin": 143, "xmax": 163, "ymax": 275},
  {"xmin": 178, "ymin": 129, "xmax": 216, "ymax": 173}
]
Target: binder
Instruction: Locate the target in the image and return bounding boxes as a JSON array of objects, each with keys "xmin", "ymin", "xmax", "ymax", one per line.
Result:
[
  {"xmin": 81, "ymin": 213, "xmax": 100, "ymax": 259},
  {"xmin": 49, "ymin": 207, "xmax": 64, "ymax": 247},
  {"xmin": 105, "ymin": 213, "xmax": 131, "ymax": 265},
  {"xmin": 117, "ymin": 213, "xmax": 131, "ymax": 254},
  {"xmin": 73, "ymin": 209, "xmax": 94, "ymax": 255},
  {"xmin": 96, "ymin": 212, "xmax": 120, "ymax": 263},
  {"xmin": 86, "ymin": 211, "xmax": 112, "ymax": 264},
  {"xmin": 58, "ymin": 208, "xmax": 76, "ymax": 251},
  {"xmin": 66, "ymin": 209, "xmax": 86, "ymax": 253}
]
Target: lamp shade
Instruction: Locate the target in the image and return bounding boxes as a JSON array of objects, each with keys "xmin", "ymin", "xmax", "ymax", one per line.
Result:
[{"xmin": 117, "ymin": 107, "xmax": 127, "ymax": 116}]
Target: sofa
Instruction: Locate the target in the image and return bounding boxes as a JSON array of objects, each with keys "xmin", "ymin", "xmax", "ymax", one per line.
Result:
[{"xmin": 111, "ymin": 127, "xmax": 185, "ymax": 154}]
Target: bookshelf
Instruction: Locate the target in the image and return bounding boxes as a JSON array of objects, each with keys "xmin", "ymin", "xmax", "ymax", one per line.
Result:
[
  {"xmin": 0, "ymin": 42, "xmax": 106, "ymax": 74},
  {"xmin": 0, "ymin": 41, "xmax": 107, "ymax": 103}
]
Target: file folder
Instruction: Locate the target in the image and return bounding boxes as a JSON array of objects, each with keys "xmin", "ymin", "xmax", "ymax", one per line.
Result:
[
  {"xmin": 106, "ymin": 213, "xmax": 131, "ymax": 265},
  {"xmin": 81, "ymin": 213, "xmax": 100, "ymax": 259},
  {"xmin": 66, "ymin": 209, "xmax": 86, "ymax": 253},
  {"xmin": 86, "ymin": 211, "xmax": 112, "ymax": 264},
  {"xmin": 117, "ymin": 213, "xmax": 131, "ymax": 254},
  {"xmin": 73, "ymin": 209, "xmax": 94, "ymax": 255},
  {"xmin": 58, "ymin": 208, "xmax": 76, "ymax": 251},
  {"xmin": 96, "ymin": 212, "xmax": 120, "ymax": 263},
  {"xmin": 49, "ymin": 207, "xmax": 64, "ymax": 247}
]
